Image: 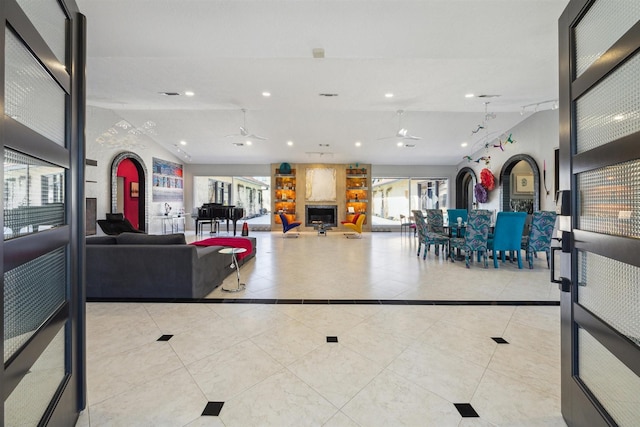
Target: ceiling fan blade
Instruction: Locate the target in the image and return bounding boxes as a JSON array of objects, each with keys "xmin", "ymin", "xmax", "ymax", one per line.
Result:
[
  {"xmin": 404, "ymin": 134, "xmax": 422, "ymax": 140},
  {"xmin": 239, "ymin": 126, "xmax": 249, "ymax": 136},
  {"xmin": 248, "ymin": 134, "xmax": 267, "ymax": 140}
]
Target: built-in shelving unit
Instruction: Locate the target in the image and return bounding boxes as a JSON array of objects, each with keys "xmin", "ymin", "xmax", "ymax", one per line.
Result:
[
  {"xmin": 274, "ymin": 168, "xmax": 296, "ymax": 224},
  {"xmin": 346, "ymin": 167, "xmax": 368, "ymax": 223}
]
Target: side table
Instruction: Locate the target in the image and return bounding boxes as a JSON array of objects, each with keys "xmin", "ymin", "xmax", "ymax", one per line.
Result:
[{"xmin": 219, "ymin": 247, "xmax": 247, "ymax": 292}]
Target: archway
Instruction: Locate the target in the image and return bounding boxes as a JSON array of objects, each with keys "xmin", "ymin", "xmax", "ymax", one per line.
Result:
[
  {"xmin": 111, "ymin": 152, "xmax": 148, "ymax": 231},
  {"xmin": 455, "ymin": 167, "xmax": 477, "ymax": 210},
  {"xmin": 498, "ymin": 154, "xmax": 540, "ymax": 213}
]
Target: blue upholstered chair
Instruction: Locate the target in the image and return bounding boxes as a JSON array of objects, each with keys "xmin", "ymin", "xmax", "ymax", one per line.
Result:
[
  {"xmin": 522, "ymin": 210, "xmax": 557, "ymax": 269},
  {"xmin": 449, "ymin": 209, "xmax": 492, "ymax": 268},
  {"xmin": 413, "ymin": 209, "xmax": 449, "ymax": 258},
  {"xmin": 279, "ymin": 213, "xmax": 301, "ymax": 237},
  {"xmin": 487, "ymin": 211, "xmax": 527, "ymax": 269},
  {"xmin": 447, "ymin": 209, "xmax": 468, "ymax": 237}
]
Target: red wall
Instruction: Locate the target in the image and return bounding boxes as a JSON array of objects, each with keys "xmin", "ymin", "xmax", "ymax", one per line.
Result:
[{"xmin": 117, "ymin": 158, "xmax": 140, "ymax": 229}]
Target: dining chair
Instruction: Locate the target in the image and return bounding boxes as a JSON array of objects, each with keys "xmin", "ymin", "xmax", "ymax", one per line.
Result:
[
  {"xmin": 447, "ymin": 208, "xmax": 468, "ymax": 237},
  {"xmin": 399, "ymin": 214, "xmax": 416, "ymax": 236},
  {"xmin": 449, "ymin": 209, "xmax": 492, "ymax": 268},
  {"xmin": 487, "ymin": 211, "xmax": 528, "ymax": 268},
  {"xmin": 521, "ymin": 210, "xmax": 557, "ymax": 269},
  {"xmin": 414, "ymin": 209, "xmax": 449, "ymax": 258}
]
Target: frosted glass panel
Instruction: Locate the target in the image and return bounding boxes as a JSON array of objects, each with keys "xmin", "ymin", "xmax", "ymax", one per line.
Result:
[
  {"xmin": 575, "ymin": 52, "xmax": 640, "ymax": 154},
  {"xmin": 577, "ymin": 159, "xmax": 640, "ymax": 238},
  {"xmin": 4, "ymin": 248, "xmax": 66, "ymax": 362},
  {"xmin": 574, "ymin": 0, "xmax": 640, "ymax": 77},
  {"xmin": 16, "ymin": 0, "xmax": 67, "ymax": 64},
  {"xmin": 579, "ymin": 329, "xmax": 640, "ymax": 426},
  {"xmin": 577, "ymin": 251, "xmax": 640, "ymax": 346},
  {"xmin": 4, "ymin": 327, "xmax": 66, "ymax": 427},
  {"xmin": 4, "ymin": 149, "xmax": 66, "ymax": 240},
  {"xmin": 4, "ymin": 28, "xmax": 66, "ymax": 146}
]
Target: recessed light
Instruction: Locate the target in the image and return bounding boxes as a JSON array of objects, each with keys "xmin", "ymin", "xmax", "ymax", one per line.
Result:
[
  {"xmin": 355, "ymin": 141, "xmax": 362, "ymax": 147},
  {"xmin": 184, "ymin": 91, "xmax": 195, "ymax": 97},
  {"xmin": 246, "ymin": 140, "xmax": 252, "ymax": 146},
  {"xmin": 180, "ymin": 140, "xmax": 187, "ymax": 145},
  {"xmin": 262, "ymin": 92, "xmax": 271, "ymax": 97},
  {"xmin": 465, "ymin": 93, "xmax": 474, "ymax": 98},
  {"xmin": 287, "ymin": 141, "xmax": 294, "ymax": 146},
  {"xmin": 397, "ymin": 142, "xmax": 403, "ymax": 147},
  {"xmin": 385, "ymin": 93, "xmax": 394, "ymax": 98},
  {"xmin": 613, "ymin": 114, "xmax": 625, "ymax": 121},
  {"xmin": 461, "ymin": 142, "xmax": 468, "ymax": 147}
]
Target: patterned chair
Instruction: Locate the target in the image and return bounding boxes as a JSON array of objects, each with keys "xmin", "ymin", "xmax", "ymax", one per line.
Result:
[
  {"xmin": 487, "ymin": 212, "xmax": 528, "ymax": 269},
  {"xmin": 521, "ymin": 210, "xmax": 557, "ymax": 269},
  {"xmin": 449, "ymin": 209, "xmax": 492, "ymax": 268},
  {"xmin": 413, "ymin": 209, "xmax": 449, "ymax": 258}
]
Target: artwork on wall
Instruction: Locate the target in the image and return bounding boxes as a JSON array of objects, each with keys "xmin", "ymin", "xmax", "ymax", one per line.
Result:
[
  {"xmin": 152, "ymin": 157, "xmax": 183, "ymax": 202},
  {"xmin": 130, "ymin": 182, "xmax": 139, "ymax": 198},
  {"xmin": 86, "ymin": 197, "xmax": 97, "ymax": 236},
  {"xmin": 514, "ymin": 174, "xmax": 534, "ymax": 195},
  {"xmin": 305, "ymin": 168, "xmax": 336, "ymax": 201}
]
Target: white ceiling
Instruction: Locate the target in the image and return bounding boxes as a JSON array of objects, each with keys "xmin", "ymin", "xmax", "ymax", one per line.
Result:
[{"xmin": 77, "ymin": 0, "xmax": 569, "ymax": 166}]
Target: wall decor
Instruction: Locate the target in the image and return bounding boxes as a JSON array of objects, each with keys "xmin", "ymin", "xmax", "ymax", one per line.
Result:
[
  {"xmin": 514, "ymin": 174, "xmax": 534, "ymax": 195},
  {"xmin": 305, "ymin": 168, "xmax": 336, "ymax": 201},
  {"xmin": 130, "ymin": 181, "xmax": 139, "ymax": 198},
  {"xmin": 152, "ymin": 157, "xmax": 183, "ymax": 202}
]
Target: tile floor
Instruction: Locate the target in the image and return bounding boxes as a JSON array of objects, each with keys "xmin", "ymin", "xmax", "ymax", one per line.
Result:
[{"xmin": 78, "ymin": 231, "xmax": 566, "ymax": 426}]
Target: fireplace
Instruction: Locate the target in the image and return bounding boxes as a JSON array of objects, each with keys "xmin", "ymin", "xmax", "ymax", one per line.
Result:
[{"xmin": 305, "ymin": 205, "xmax": 337, "ymax": 227}]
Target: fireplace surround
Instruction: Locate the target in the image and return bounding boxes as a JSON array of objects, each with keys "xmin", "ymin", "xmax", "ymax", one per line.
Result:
[{"xmin": 305, "ymin": 205, "xmax": 337, "ymax": 227}]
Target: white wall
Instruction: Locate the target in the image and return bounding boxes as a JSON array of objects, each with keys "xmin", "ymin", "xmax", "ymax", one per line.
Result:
[
  {"xmin": 456, "ymin": 109, "xmax": 559, "ymax": 212},
  {"xmin": 85, "ymin": 106, "xmax": 188, "ymax": 234}
]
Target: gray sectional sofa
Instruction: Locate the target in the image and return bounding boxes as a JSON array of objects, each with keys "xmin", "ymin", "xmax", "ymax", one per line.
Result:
[{"xmin": 86, "ymin": 233, "xmax": 256, "ymax": 299}]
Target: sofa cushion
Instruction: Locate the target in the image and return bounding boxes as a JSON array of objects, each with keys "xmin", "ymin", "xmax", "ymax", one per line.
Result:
[
  {"xmin": 116, "ymin": 232, "xmax": 186, "ymax": 245},
  {"xmin": 86, "ymin": 235, "xmax": 117, "ymax": 245}
]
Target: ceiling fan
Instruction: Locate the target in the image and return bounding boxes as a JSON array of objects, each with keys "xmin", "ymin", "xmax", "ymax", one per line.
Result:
[
  {"xmin": 225, "ymin": 108, "xmax": 267, "ymax": 141},
  {"xmin": 377, "ymin": 110, "xmax": 422, "ymax": 141}
]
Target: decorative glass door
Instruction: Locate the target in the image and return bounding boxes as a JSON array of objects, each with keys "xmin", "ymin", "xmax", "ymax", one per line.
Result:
[
  {"xmin": 558, "ymin": 1, "xmax": 640, "ymax": 425},
  {"xmin": 2, "ymin": 0, "xmax": 85, "ymax": 425}
]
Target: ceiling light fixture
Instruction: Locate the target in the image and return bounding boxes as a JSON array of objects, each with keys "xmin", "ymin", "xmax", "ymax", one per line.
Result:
[
  {"xmin": 397, "ymin": 142, "xmax": 403, "ymax": 147},
  {"xmin": 465, "ymin": 93, "xmax": 474, "ymax": 98},
  {"xmin": 180, "ymin": 140, "xmax": 187, "ymax": 145},
  {"xmin": 520, "ymin": 99, "xmax": 558, "ymax": 114},
  {"xmin": 461, "ymin": 142, "xmax": 468, "ymax": 147},
  {"xmin": 287, "ymin": 141, "xmax": 293, "ymax": 146},
  {"xmin": 246, "ymin": 140, "xmax": 252, "ymax": 146},
  {"xmin": 355, "ymin": 141, "xmax": 362, "ymax": 147},
  {"xmin": 312, "ymin": 48, "xmax": 325, "ymax": 59},
  {"xmin": 173, "ymin": 144, "xmax": 192, "ymax": 161},
  {"xmin": 184, "ymin": 91, "xmax": 195, "ymax": 97},
  {"xmin": 262, "ymin": 92, "xmax": 271, "ymax": 97},
  {"xmin": 385, "ymin": 93, "xmax": 394, "ymax": 98}
]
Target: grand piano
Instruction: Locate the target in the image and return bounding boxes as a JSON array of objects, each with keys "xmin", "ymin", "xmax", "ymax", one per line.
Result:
[{"xmin": 195, "ymin": 203, "xmax": 244, "ymax": 236}]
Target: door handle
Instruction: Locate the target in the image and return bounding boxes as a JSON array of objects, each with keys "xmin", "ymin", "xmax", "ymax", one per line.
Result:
[{"xmin": 550, "ymin": 246, "xmax": 571, "ymax": 291}]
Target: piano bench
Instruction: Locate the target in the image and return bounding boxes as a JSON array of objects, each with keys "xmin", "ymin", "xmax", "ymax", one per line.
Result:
[{"xmin": 198, "ymin": 220, "xmax": 219, "ymax": 236}]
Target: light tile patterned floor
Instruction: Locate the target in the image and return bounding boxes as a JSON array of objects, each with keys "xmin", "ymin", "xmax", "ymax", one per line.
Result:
[{"xmin": 79, "ymin": 231, "xmax": 565, "ymax": 426}]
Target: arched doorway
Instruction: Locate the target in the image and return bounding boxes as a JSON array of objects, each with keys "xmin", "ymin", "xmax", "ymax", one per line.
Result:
[
  {"xmin": 498, "ymin": 154, "xmax": 540, "ymax": 213},
  {"xmin": 455, "ymin": 167, "xmax": 477, "ymax": 210},
  {"xmin": 111, "ymin": 152, "xmax": 148, "ymax": 231}
]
